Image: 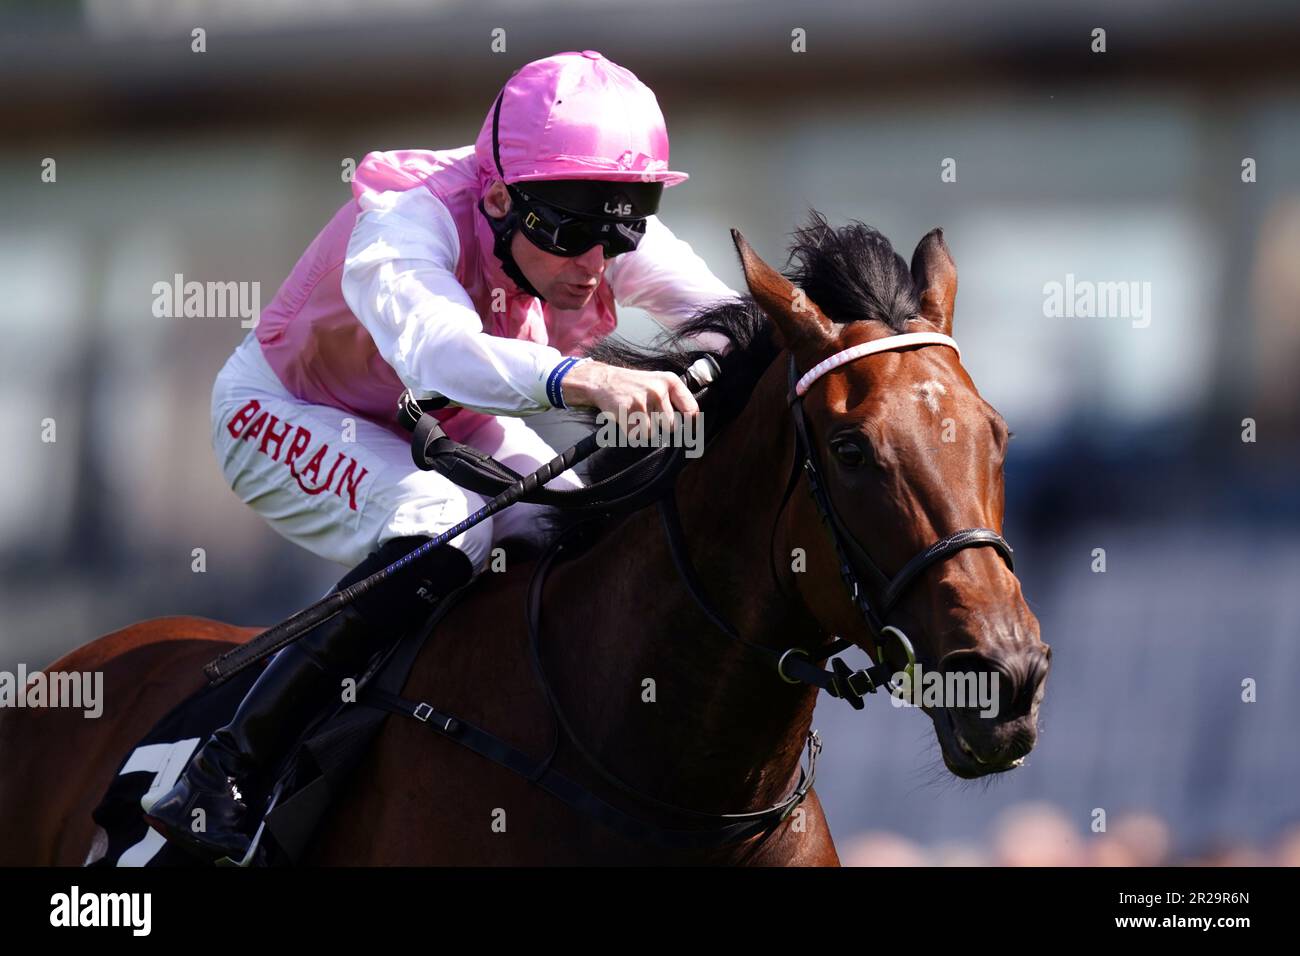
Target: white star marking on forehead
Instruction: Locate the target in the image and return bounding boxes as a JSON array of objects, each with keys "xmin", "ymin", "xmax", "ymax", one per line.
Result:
[{"xmin": 911, "ymin": 379, "xmax": 948, "ymax": 415}]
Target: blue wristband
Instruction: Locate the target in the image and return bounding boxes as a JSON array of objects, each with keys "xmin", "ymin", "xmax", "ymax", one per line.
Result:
[{"xmin": 546, "ymin": 357, "xmax": 583, "ymax": 409}]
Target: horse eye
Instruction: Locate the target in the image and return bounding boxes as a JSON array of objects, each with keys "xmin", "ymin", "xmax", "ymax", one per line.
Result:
[{"xmin": 831, "ymin": 438, "xmax": 866, "ymax": 468}]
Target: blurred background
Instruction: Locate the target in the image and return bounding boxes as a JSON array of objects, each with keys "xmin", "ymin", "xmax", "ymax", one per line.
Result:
[{"xmin": 2, "ymin": 0, "xmax": 1298, "ymax": 865}]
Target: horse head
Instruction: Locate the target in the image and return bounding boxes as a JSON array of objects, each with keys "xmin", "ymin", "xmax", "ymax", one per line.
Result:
[{"xmin": 733, "ymin": 218, "xmax": 1050, "ymax": 778}]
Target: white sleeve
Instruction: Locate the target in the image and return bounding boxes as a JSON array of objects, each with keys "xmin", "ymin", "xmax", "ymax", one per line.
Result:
[
  {"xmin": 604, "ymin": 215, "xmax": 743, "ymax": 351},
  {"xmin": 341, "ymin": 187, "xmax": 564, "ymax": 416}
]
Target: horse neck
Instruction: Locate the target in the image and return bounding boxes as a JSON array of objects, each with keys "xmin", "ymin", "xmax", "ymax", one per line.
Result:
[{"xmin": 543, "ymin": 354, "xmax": 826, "ymax": 813}]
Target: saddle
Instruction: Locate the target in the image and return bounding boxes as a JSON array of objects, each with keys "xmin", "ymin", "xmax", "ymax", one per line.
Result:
[
  {"xmin": 84, "ymin": 587, "xmax": 471, "ymax": 867},
  {"xmin": 88, "ymin": 369, "xmax": 789, "ymax": 865}
]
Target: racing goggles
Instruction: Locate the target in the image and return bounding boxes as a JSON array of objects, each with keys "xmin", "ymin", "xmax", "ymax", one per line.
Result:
[{"xmin": 507, "ymin": 183, "xmax": 648, "ymax": 258}]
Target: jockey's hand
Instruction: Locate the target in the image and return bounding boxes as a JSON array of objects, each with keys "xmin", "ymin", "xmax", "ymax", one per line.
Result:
[{"xmin": 560, "ymin": 361, "xmax": 700, "ymax": 440}]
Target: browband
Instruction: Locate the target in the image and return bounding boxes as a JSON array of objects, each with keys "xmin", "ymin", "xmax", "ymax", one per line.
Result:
[{"xmin": 794, "ymin": 332, "xmax": 960, "ymax": 398}]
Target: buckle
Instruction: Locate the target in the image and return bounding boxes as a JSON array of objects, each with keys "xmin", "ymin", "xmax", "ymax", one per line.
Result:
[
  {"xmin": 412, "ymin": 702, "xmax": 434, "ymax": 722},
  {"xmin": 779, "ymin": 730, "xmax": 822, "ymax": 821},
  {"xmin": 845, "ymin": 666, "xmax": 877, "ymax": 699},
  {"xmin": 779, "ymin": 793, "xmax": 804, "ymax": 822},
  {"xmin": 831, "ymin": 657, "xmax": 868, "ymax": 710}
]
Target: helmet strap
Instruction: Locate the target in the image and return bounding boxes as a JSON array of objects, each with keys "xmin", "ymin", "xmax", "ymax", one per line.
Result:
[
  {"xmin": 481, "ymin": 85, "xmax": 547, "ymax": 302},
  {"xmin": 479, "ymin": 196, "xmax": 547, "ymax": 302}
]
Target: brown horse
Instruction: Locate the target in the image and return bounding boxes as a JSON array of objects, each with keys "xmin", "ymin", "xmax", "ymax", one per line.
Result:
[{"xmin": 0, "ymin": 217, "xmax": 1049, "ymax": 865}]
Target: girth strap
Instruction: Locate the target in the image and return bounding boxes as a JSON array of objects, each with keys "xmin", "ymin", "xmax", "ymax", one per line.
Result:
[
  {"xmin": 518, "ymin": 519, "xmax": 824, "ymax": 839},
  {"xmin": 361, "ymin": 686, "xmax": 821, "ymax": 850},
  {"xmin": 346, "ymin": 519, "xmax": 823, "ymax": 850}
]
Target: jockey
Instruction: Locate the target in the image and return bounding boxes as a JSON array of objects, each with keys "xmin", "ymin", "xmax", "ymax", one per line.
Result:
[{"xmin": 144, "ymin": 50, "xmax": 740, "ymax": 861}]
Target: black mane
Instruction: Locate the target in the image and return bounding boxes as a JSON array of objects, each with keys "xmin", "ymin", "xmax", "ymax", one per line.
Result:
[{"xmin": 540, "ymin": 211, "xmax": 919, "ymax": 535}]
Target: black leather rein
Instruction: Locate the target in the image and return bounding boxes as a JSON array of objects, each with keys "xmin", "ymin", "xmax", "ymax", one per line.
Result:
[{"xmin": 370, "ymin": 343, "xmax": 1017, "ymax": 849}]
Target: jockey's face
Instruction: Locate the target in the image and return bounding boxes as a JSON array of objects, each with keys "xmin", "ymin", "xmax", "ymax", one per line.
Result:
[{"xmin": 483, "ymin": 180, "xmax": 606, "ymax": 309}]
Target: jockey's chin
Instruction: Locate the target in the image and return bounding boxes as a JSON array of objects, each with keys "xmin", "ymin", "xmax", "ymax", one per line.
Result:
[{"xmin": 510, "ymin": 231, "xmax": 605, "ymax": 309}]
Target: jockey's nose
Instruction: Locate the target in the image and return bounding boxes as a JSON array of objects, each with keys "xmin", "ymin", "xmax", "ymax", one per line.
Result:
[{"xmin": 574, "ymin": 245, "xmax": 605, "ymax": 273}]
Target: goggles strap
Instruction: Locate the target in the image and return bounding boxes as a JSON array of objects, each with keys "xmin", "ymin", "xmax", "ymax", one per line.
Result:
[{"xmin": 480, "ymin": 196, "xmax": 547, "ymax": 301}]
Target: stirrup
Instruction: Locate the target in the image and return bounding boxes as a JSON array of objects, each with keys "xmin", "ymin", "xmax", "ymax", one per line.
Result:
[{"xmin": 212, "ymin": 782, "xmax": 284, "ymax": 867}]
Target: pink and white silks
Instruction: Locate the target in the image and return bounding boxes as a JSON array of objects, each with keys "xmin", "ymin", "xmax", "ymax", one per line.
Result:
[{"xmin": 211, "ymin": 51, "xmax": 740, "ymax": 571}]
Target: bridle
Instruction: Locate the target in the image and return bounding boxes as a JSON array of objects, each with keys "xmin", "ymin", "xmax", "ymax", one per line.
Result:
[
  {"xmin": 372, "ymin": 329, "xmax": 1020, "ymax": 848},
  {"xmin": 660, "ymin": 331, "xmax": 1015, "ymax": 710}
]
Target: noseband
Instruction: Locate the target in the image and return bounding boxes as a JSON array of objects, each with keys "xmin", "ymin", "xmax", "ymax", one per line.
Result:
[{"xmin": 661, "ymin": 331, "xmax": 1015, "ymax": 710}]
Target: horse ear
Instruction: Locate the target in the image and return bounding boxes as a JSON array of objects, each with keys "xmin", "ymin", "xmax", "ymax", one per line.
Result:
[
  {"xmin": 910, "ymin": 228, "xmax": 957, "ymax": 335},
  {"xmin": 731, "ymin": 228, "xmax": 833, "ymax": 349}
]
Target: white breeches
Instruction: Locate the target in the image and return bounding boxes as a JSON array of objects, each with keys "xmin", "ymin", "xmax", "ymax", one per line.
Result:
[{"xmin": 210, "ymin": 334, "xmax": 581, "ymax": 572}]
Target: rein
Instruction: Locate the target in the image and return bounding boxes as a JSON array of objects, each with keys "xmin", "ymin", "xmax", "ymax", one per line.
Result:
[
  {"xmin": 520, "ymin": 334, "xmax": 1016, "ymax": 713},
  {"xmin": 369, "ymin": 332, "xmax": 1017, "ymax": 848}
]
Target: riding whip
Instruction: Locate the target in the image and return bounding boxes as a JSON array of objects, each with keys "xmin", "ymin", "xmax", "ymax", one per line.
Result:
[{"xmin": 203, "ymin": 356, "xmax": 720, "ymax": 685}]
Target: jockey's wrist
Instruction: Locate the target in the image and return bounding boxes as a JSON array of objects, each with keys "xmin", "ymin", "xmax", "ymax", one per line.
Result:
[{"xmin": 546, "ymin": 356, "xmax": 592, "ymax": 409}]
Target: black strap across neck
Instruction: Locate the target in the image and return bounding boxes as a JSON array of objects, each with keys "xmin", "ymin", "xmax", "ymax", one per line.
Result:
[{"xmin": 366, "ymin": 344, "xmax": 1019, "ymax": 848}]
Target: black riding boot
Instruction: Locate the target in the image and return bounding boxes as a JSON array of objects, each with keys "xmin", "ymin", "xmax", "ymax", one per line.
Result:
[{"xmin": 143, "ymin": 537, "xmax": 474, "ymax": 862}]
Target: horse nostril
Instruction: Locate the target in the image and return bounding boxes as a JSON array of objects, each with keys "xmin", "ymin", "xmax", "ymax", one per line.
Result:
[
  {"xmin": 937, "ymin": 649, "xmax": 1016, "ymax": 719},
  {"xmin": 941, "ymin": 645, "xmax": 1051, "ymax": 721},
  {"xmin": 1016, "ymin": 645, "xmax": 1051, "ymax": 714}
]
